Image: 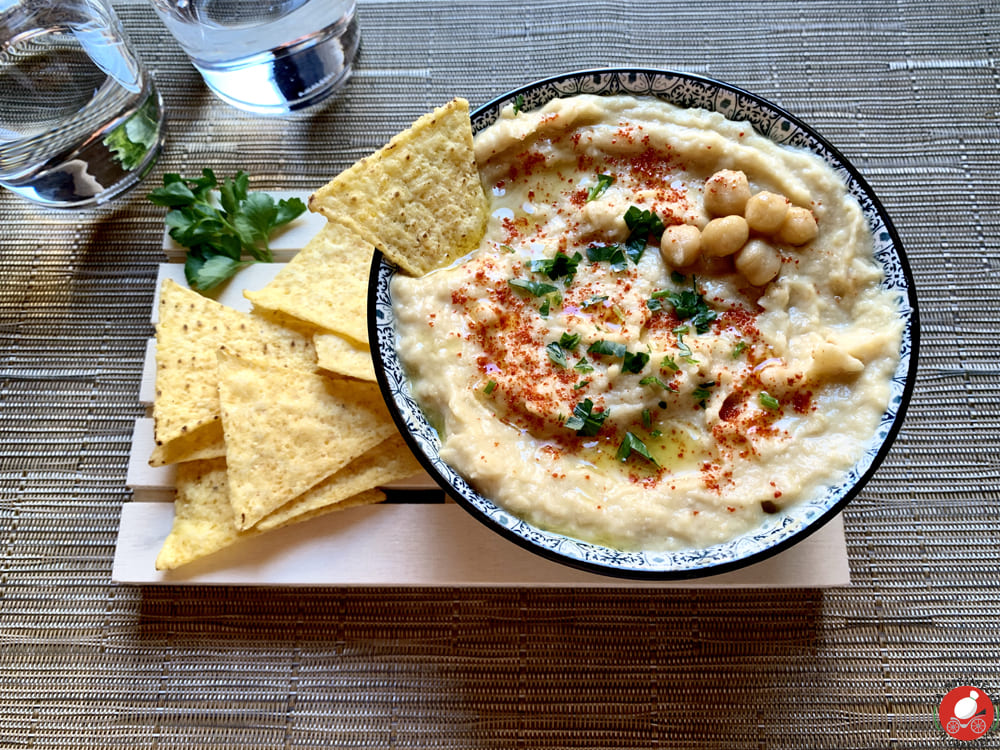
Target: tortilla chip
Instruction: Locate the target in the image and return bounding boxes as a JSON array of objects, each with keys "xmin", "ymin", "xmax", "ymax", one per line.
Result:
[
  {"xmin": 152, "ymin": 279, "xmax": 317, "ymax": 462},
  {"xmin": 217, "ymin": 351, "xmax": 396, "ymax": 530},
  {"xmin": 314, "ymin": 331, "xmax": 376, "ymax": 381},
  {"xmin": 308, "ymin": 97, "xmax": 488, "ymax": 276},
  {"xmin": 255, "ymin": 433, "xmax": 422, "ymax": 531},
  {"xmin": 154, "ymin": 457, "xmax": 384, "ymax": 570},
  {"xmin": 148, "ymin": 421, "xmax": 226, "ymax": 467},
  {"xmin": 244, "ymin": 222, "xmax": 373, "ymax": 345}
]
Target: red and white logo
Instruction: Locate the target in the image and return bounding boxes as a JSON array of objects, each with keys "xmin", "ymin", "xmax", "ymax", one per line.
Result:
[{"xmin": 939, "ymin": 686, "xmax": 994, "ymax": 741}]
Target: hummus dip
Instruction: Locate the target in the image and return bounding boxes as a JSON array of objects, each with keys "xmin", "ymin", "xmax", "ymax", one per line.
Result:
[{"xmin": 392, "ymin": 94, "xmax": 903, "ymax": 551}]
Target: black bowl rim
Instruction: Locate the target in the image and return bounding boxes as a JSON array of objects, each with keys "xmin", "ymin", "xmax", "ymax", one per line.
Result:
[{"xmin": 368, "ymin": 67, "xmax": 921, "ymax": 581}]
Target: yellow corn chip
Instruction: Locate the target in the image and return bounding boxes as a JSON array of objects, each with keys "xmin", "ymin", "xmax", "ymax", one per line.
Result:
[
  {"xmin": 148, "ymin": 421, "xmax": 226, "ymax": 467},
  {"xmin": 314, "ymin": 331, "xmax": 376, "ymax": 381},
  {"xmin": 217, "ymin": 351, "xmax": 396, "ymax": 530},
  {"xmin": 308, "ymin": 97, "xmax": 488, "ymax": 276},
  {"xmin": 244, "ymin": 222, "xmax": 373, "ymax": 345},
  {"xmin": 256, "ymin": 433, "xmax": 422, "ymax": 531},
  {"xmin": 154, "ymin": 457, "xmax": 384, "ymax": 571},
  {"xmin": 152, "ymin": 279, "xmax": 317, "ymax": 463}
]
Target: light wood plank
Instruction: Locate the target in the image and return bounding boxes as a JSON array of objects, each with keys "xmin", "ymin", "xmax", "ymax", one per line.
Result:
[{"xmin": 113, "ymin": 502, "xmax": 851, "ymax": 587}]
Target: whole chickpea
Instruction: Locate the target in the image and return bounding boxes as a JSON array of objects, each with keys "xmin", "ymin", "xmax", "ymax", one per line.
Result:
[
  {"xmin": 744, "ymin": 191, "xmax": 790, "ymax": 234},
  {"xmin": 703, "ymin": 169, "xmax": 751, "ymax": 217},
  {"xmin": 659, "ymin": 224, "xmax": 702, "ymax": 267},
  {"xmin": 776, "ymin": 206, "xmax": 819, "ymax": 245},
  {"xmin": 700, "ymin": 215, "xmax": 749, "ymax": 257},
  {"xmin": 735, "ymin": 239, "xmax": 782, "ymax": 286}
]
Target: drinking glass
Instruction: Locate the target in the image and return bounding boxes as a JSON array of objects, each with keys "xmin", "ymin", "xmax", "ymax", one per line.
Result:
[
  {"xmin": 0, "ymin": 0, "xmax": 165, "ymax": 209},
  {"xmin": 148, "ymin": 0, "xmax": 359, "ymax": 116}
]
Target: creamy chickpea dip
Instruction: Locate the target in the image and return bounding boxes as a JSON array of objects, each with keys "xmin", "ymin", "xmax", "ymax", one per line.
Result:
[{"xmin": 391, "ymin": 94, "xmax": 903, "ymax": 551}]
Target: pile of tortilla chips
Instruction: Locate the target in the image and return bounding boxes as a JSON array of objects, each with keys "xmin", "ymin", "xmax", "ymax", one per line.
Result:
[{"xmin": 152, "ymin": 98, "xmax": 488, "ymax": 570}]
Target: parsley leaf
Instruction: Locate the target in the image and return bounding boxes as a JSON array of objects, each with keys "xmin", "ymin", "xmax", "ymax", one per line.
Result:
[
  {"xmin": 587, "ymin": 340, "xmax": 627, "ymax": 359},
  {"xmin": 759, "ymin": 391, "xmax": 781, "ymax": 411},
  {"xmin": 508, "ymin": 278, "xmax": 559, "ymax": 297},
  {"xmin": 513, "ymin": 93, "xmax": 525, "ymax": 115},
  {"xmin": 559, "ymin": 332, "xmax": 581, "ymax": 350},
  {"xmin": 149, "ymin": 169, "xmax": 306, "ymax": 291},
  {"xmin": 546, "ymin": 342, "xmax": 568, "ymax": 368},
  {"xmin": 484, "ymin": 380, "xmax": 498, "ymax": 395},
  {"xmin": 573, "ymin": 358, "xmax": 595, "ymax": 373},
  {"xmin": 586, "ymin": 244, "xmax": 629, "ymax": 272},
  {"xmin": 586, "ymin": 173, "xmax": 615, "ymax": 202},
  {"xmin": 640, "ymin": 375, "xmax": 670, "ymax": 389},
  {"xmin": 616, "ymin": 431, "xmax": 659, "ymax": 466},
  {"xmin": 732, "ymin": 340, "xmax": 749, "ymax": 358},
  {"xmin": 623, "ymin": 205, "xmax": 665, "ymax": 264},
  {"xmin": 582, "ymin": 294, "xmax": 609, "ymax": 308},
  {"xmin": 622, "ymin": 350, "xmax": 650, "ymax": 374},
  {"xmin": 529, "ymin": 251, "xmax": 582, "ymax": 282},
  {"xmin": 565, "ymin": 398, "xmax": 608, "ymax": 437},
  {"xmin": 649, "ymin": 276, "xmax": 717, "ymax": 334},
  {"xmin": 693, "ymin": 381, "xmax": 716, "ymax": 409}
]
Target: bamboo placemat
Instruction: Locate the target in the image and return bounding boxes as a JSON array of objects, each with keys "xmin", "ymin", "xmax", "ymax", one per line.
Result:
[{"xmin": 2, "ymin": 1, "xmax": 998, "ymax": 746}]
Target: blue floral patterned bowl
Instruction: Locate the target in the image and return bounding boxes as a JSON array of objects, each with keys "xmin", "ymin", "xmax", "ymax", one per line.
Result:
[{"xmin": 369, "ymin": 69, "xmax": 919, "ymax": 579}]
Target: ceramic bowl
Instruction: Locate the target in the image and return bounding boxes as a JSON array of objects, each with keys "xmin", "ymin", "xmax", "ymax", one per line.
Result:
[{"xmin": 369, "ymin": 68, "xmax": 919, "ymax": 579}]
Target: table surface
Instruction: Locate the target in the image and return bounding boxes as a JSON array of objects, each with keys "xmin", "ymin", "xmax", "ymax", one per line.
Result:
[{"xmin": 2, "ymin": 1, "xmax": 998, "ymax": 747}]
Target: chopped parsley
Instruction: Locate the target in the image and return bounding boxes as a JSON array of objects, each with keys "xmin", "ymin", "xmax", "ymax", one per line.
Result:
[
  {"xmin": 508, "ymin": 278, "xmax": 559, "ymax": 297},
  {"xmin": 661, "ymin": 355, "xmax": 680, "ymax": 372},
  {"xmin": 546, "ymin": 341, "xmax": 568, "ymax": 368},
  {"xmin": 641, "ymin": 409, "xmax": 652, "ymax": 429},
  {"xmin": 586, "ymin": 173, "xmax": 615, "ymax": 202},
  {"xmin": 529, "ymin": 251, "xmax": 582, "ymax": 282},
  {"xmin": 648, "ymin": 275, "xmax": 717, "ymax": 334},
  {"xmin": 732, "ymin": 340, "xmax": 749, "ymax": 358},
  {"xmin": 623, "ymin": 205, "xmax": 665, "ymax": 264},
  {"xmin": 573, "ymin": 357, "xmax": 595, "ymax": 373},
  {"xmin": 513, "ymin": 93, "xmax": 525, "ymax": 114},
  {"xmin": 484, "ymin": 380, "xmax": 497, "ymax": 395},
  {"xmin": 573, "ymin": 379, "xmax": 591, "ymax": 390},
  {"xmin": 622, "ymin": 350, "xmax": 650, "ymax": 374},
  {"xmin": 558, "ymin": 332, "xmax": 581, "ymax": 350},
  {"xmin": 616, "ymin": 431, "xmax": 659, "ymax": 466},
  {"xmin": 640, "ymin": 375, "xmax": 673, "ymax": 390},
  {"xmin": 588, "ymin": 339, "xmax": 627, "ymax": 359},
  {"xmin": 693, "ymin": 381, "xmax": 716, "ymax": 409},
  {"xmin": 565, "ymin": 398, "xmax": 608, "ymax": 437},
  {"xmin": 586, "ymin": 243, "xmax": 629, "ymax": 272},
  {"xmin": 582, "ymin": 294, "xmax": 609, "ymax": 308},
  {"xmin": 673, "ymin": 326, "xmax": 698, "ymax": 364},
  {"xmin": 759, "ymin": 391, "xmax": 781, "ymax": 411},
  {"xmin": 587, "ymin": 340, "xmax": 649, "ymax": 374}
]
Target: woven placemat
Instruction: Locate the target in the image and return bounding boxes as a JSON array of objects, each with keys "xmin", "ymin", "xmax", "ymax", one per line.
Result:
[{"xmin": 2, "ymin": 1, "xmax": 998, "ymax": 746}]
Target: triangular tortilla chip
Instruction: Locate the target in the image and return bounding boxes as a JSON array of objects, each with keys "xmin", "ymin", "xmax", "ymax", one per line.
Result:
[
  {"xmin": 314, "ymin": 331, "xmax": 376, "ymax": 381},
  {"xmin": 154, "ymin": 457, "xmax": 384, "ymax": 571},
  {"xmin": 244, "ymin": 222, "xmax": 373, "ymax": 345},
  {"xmin": 148, "ymin": 421, "xmax": 226, "ymax": 467},
  {"xmin": 308, "ymin": 97, "xmax": 488, "ymax": 276},
  {"xmin": 152, "ymin": 279, "xmax": 317, "ymax": 462},
  {"xmin": 217, "ymin": 351, "xmax": 395, "ymax": 530},
  {"xmin": 256, "ymin": 433, "xmax": 422, "ymax": 531}
]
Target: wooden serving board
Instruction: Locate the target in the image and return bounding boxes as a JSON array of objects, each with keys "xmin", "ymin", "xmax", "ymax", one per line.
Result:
[{"xmin": 116, "ymin": 195, "xmax": 850, "ymax": 587}]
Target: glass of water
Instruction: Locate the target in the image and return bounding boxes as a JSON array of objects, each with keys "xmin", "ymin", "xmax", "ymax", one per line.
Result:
[
  {"xmin": 148, "ymin": 0, "xmax": 359, "ymax": 116},
  {"xmin": 0, "ymin": 0, "xmax": 165, "ymax": 209}
]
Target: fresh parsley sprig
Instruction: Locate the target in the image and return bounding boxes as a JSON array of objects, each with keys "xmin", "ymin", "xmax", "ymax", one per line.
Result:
[{"xmin": 149, "ymin": 169, "xmax": 306, "ymax": 291}]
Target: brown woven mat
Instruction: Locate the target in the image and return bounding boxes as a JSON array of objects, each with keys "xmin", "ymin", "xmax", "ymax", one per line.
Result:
[{"xmin": 2, "ymin": 0, "xmax": 999, "ymax": 746}]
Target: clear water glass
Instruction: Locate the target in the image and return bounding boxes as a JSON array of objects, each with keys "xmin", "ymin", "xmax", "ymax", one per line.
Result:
[
  {"xmin": 148, "ymin": 0, "xmax": 359, "ymax": 116},
  {"xmin": 0, "ymin": 0, "xmax": 165, "ymax": 209}
]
